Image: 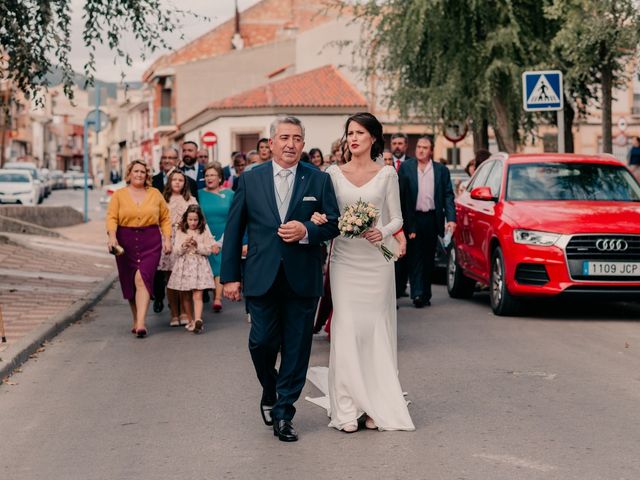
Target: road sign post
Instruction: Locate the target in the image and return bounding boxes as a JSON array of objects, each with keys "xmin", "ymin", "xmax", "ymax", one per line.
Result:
[{"xmin": 522, "ymin": 70, "xmax": 565, "ymax": 153}]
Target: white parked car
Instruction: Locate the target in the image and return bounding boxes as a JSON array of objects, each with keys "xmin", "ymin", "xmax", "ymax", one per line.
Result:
[
  {"xmin": 100, "ymin": 181, "xmax": 126, "ymax": 204},
  {"xmin": 0, "ymin": 169, "xmax": 39, "ymax": 205},
  {"xmin": 69, "ymin": 172, "xmax": 94, "ymax": 190},
  {"xmin": 3, "ymin": 162, "xmax": 44, "ymax": 203}
]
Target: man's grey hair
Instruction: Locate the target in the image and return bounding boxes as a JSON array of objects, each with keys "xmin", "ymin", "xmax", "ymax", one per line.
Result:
[
  {"xmin": 246, "ymin": 149, "xmax": 258, "ymax": 158},
  {"xmin": 270, "ymin": 116, "xmax": 305, "ymax": 140},
  {"xmin": 162, "ymin": 146, "xmax": 180, "ymax": 157},
  {"xmin": 391, "ymin": 133, "xmax": 408, "ymax": 141}
]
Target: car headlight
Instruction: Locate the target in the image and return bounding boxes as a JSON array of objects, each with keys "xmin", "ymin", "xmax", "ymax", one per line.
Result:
[
  {"xmin": 14, "ymin": 190, "xmax": 31, "ymax": 195},
  {"xmin": 513, "ymin": 229, "xmax": 561, "ymax": 246}
]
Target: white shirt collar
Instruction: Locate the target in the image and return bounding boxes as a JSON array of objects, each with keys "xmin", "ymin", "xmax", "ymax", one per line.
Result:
[{"xmin": 272, "ymin": 161, "xmax": 298, "ymax": 178}]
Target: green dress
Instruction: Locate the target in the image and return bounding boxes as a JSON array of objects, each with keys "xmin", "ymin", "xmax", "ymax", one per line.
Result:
[{"xmin": 199, "ymin": 188, "xmax": 234, "ymax": 276}]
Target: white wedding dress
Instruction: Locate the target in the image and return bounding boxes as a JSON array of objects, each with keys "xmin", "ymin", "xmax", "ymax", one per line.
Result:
[{"xmin": 307, "ymin": 165, "xmax": 415, "ymax": 432}]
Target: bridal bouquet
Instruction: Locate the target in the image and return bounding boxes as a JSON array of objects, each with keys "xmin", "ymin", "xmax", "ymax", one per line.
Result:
[{"xmin": 338, "ymin": 199, "xmax": 395, "ymax": 261}]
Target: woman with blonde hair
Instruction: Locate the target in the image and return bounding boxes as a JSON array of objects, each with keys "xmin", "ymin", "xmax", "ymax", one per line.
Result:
[{"xmin": 106, "ymin": 160, "xmax": 171, "ymax": 338}]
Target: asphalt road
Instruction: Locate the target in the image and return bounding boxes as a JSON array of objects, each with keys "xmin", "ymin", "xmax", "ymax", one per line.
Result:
[
  {"xmin": 1, "ymin": 285, "xmax": 639, "ymax": 480},
  {"xmin": 44, "ymin": 187, "xmax": 106, "ymax": 221}
]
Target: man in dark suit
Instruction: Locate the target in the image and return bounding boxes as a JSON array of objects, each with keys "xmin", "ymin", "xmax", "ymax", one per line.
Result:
[
  {"xmin": 221, "ymin": 116, "xmax": 339, "ymax": 442},
  {"xmin": 150, "ymin": 147, "xmax": 180, "ymax": 313},
  {"xmin": 399, "ymin": 135, "xmax": 456, "ymax": 308},
  {"xmin": 181, "ymin": 141, "xmax": 205, "ymax": 192},
  {"xmin": 391, "ymin": 133, "xmax": 415, "ymax": 298}
]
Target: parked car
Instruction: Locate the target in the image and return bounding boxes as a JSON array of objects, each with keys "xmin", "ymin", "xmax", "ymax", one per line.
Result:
[
  {"xmin": 447, "ymin": 153, "xmax": 640, "ymax": 315},
  {"xmin": 0, "ymin": 169, "xmax": 40, "ymax": 205},
  {"xmin": 3, "ymin": 162, "xmax": 44, "ymax": 203},
  {"xmin": 100, "ymin": 180, "xmax": 126, "ymax": 205},
  {"xmin": 38, "ymin": 168, "xmax": 52, "ymax": 197},
  {"xmin": 50, "ymin": 170, "xmax": 65, "ymax": 190},
  {"xmin": 68, "ymin": 172, "xmax": 94, "ymax": 190}
]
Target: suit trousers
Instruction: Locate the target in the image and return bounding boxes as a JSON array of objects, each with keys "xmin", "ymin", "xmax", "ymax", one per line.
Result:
[
  {"xmin": 395, "ymin": 255, "xmax": 409, "ymax": 297},
  {"xmin": 245, "ymin": 265, "xmax": 318, "ymax": 422},
  {"xmin": 153, "ymin": 270, "xmax": 165, "ymax": 302},
  {"xmin": 408, "ymin": 211, "xmax": 438, "ymax": 302}
]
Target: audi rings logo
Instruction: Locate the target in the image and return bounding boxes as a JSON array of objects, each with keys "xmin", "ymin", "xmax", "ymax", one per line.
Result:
[{"xmin": 595, "ymin": 238, "xmax": 629, "ymax": 252}]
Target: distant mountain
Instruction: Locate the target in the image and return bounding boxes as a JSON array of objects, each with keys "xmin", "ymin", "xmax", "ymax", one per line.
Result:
[{"xmin": 45, "ymin": 66, "xmax": 143, "ymax": 99}]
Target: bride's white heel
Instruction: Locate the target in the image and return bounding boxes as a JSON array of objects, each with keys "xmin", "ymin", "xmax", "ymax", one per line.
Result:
[
  {"xmin": 364, "ymin": 415, "xmax": 377, "ymax": 430},
  {"xmin": 343, "ymin": 422, "xmax": 358, "ymax": 433}
]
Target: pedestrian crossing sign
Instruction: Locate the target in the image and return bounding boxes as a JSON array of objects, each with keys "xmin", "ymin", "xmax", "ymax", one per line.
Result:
[{"xmin": 522, "ymin": 70, "xmax": 563, "ymax": 111}]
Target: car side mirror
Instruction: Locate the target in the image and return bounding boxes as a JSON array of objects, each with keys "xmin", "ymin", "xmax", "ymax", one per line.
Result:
[{"xmin": 470, "ymin": 186, "xmax": 495, "ymax": 201}]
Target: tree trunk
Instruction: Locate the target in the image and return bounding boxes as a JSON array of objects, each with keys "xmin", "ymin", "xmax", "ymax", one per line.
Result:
[
  {"xmin": 492, "ymin": 96, "xmax": 517, "ymax": 153},
  {"xmin": 601, "ymin": 66, "xmax": 613, "ymax": 154},
  {"xmin": 472, "ymin": 114, "xmax": 489, "ymax": 151},
  {"xmin": 564, "ymin": 101, "xmax": 575, "ymax": 153}
]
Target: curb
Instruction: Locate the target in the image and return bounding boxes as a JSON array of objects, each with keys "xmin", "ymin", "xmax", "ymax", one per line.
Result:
[{"xmin": 0, "ymin": 272, "xmax": 118, "ymax": 382}]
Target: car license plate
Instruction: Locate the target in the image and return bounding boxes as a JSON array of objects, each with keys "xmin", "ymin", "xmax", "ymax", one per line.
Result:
[{"xmin": 582, "ymin": 261, "xmax": 640, "ymax": 276}]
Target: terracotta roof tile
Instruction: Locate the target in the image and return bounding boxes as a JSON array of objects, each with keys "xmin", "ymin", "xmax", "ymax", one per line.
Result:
[{"xmin": 206, "ymin": 65, "xmax": 367, "ymax": 110}]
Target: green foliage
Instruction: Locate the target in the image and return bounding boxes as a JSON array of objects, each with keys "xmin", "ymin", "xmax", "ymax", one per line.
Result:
[
  {"xmin": 0, "ymin": 0, "xmax": 197, "ymax": 103},
  {"xmin": 343, "ymin": 0, "xmax": 640, "ymax": 152}
]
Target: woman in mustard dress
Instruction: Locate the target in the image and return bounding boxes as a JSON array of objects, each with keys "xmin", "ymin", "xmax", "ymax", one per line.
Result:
[{"xmin": 106, "ymin": 160, "xmax": 171, "ymax": 338}]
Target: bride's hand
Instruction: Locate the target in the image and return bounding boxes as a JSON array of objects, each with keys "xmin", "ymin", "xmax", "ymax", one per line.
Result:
[
  {"xmin": 362, "ymin": 227, "xmax": 382, "ymax": 244},
  {"xmin": 310, "ymin": 212, "xmax": 328, "ymax": 225}
]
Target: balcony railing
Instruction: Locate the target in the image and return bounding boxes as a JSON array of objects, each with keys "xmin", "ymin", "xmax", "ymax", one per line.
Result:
[{"xmin": 158, "ymin": 107, "xmax": 175, "ymax": 126}]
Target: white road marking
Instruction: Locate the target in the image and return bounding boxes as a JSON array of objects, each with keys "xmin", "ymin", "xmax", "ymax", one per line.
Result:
[{"xmin": 509, "ymin": 370, "xmax": 557, "ymax": 380}]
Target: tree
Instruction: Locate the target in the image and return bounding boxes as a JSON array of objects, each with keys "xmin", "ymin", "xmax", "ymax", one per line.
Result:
[
  {"xmin": 0, "ymin": 0, "xmax": 194, "ymax": 102},
  {"xmin": 546, "ymin": 0, "xmax": 640, "ymax": 154},
  {"xmin": 344, "ymin": 0, "xmax": 558, "ymax": 152}
]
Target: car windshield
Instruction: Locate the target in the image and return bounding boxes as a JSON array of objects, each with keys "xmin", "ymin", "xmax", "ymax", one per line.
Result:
[
  {"xmin": 506, "ymin": 162, "xmax": 640, "ymax": 201},
  {"xmin": 0, "ymin": 173, "xmax": 30, "ymax": 183}
]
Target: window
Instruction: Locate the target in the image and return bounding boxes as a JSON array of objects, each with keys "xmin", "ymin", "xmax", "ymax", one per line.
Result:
[
  {"xmin": 467, "ymin": 160, "xmax": 494, "ymax": 191},
  {"xmin": 485, "ymin": 161, "xmax": 504, "ymax": 198}
]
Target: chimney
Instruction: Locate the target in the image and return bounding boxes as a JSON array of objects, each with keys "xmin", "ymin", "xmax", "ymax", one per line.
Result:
[{"xmin": 231, "ymin": 0, "xmax": 244, "ymax": 50}]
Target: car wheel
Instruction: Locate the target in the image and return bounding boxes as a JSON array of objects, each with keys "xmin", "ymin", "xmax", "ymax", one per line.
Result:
[
  {"xmin": 490, "ymin": 246, "xmax": 520, "ymax": 316},
  {"xmin": 447, "ymin": 245, "xmax": 475, "ymax": 298}
]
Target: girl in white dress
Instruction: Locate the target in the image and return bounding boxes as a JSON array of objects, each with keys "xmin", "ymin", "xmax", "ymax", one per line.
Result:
[
  {"xmin": 311, "ymin": 112, "xmax": 414, "ymax": 433},
  {"xmin": 167, "ymin": 205, "xmax": 217, "ymax": 334},
  {"xmin": 159, "ymin": 170, "xmax": 198, "ymax": 327}
]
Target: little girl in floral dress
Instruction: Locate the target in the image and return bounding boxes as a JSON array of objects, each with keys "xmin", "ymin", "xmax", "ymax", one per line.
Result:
[{"xmin": 167, "ymin": 205, "xmax": 217, "ymax": 333}]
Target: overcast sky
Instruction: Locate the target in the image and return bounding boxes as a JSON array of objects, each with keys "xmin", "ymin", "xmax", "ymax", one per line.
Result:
[{"xmin": 69, "ymin": 0, "xmax": 261, "ymax": 83}]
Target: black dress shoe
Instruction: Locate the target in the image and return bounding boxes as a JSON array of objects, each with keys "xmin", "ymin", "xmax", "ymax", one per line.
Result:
[
  {"xmin": 413, "ymin": 297, "xmax": 425, "ymax": 308},
  {"xmin": 260, "ymin": 400, "xmax": 274, "ymax": 426},
  {"xmin": 153, "ymin": 298, "xmax": 163, "ymax": 313},
  {"xmin": 273, "ymin": 420, "xmax": 298, "ymax": 442}
]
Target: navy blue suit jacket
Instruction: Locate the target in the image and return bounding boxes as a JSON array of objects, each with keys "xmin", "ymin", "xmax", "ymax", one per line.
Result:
[
  {"xmin": 398, "ymin": 158, "xmax": 456, "ymax": 237},
  {"xmin": 220, "ymin": 161, "xmax": 340, "ymax": 297}
]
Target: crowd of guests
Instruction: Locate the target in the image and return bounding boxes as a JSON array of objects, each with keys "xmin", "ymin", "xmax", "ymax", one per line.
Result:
[
  {"xmin": 106, "ymin": 137, "xmax": 344, "ymax": 338},
  {"xmin": 106, "ymin": 131, "xmax": 484, "ymax": 339}
]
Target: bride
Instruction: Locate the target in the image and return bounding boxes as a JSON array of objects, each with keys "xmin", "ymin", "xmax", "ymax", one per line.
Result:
[{"xmin": 311, "ymin": 112, "xmax": 415, "ymax": 433}]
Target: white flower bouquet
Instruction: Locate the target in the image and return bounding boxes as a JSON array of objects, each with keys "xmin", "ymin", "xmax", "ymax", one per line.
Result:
[{"xmin": 338, "ymin": 199, "xmax": 395, "ymax": 261}]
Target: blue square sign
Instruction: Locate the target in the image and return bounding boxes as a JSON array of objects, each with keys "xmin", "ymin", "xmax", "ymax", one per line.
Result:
[{"xmin": 522, "ymin": 70, "xmax": 563, "ymax": 111}]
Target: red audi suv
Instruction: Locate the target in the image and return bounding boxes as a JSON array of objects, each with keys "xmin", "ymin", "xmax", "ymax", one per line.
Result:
[{"xmin": 447, "ymin": 153, "xmax": 640, "ymax": 315}]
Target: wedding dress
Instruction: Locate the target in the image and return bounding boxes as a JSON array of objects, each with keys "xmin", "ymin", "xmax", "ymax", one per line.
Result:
[{"xmin": 307, "ymin": 165, "xmax": 415, "ymax": 432}]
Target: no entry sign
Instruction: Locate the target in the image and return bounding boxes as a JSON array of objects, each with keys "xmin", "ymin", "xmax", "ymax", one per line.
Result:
[{"xmin": 201, "ymin": 131, "xmax": 218, "ymax": 147}]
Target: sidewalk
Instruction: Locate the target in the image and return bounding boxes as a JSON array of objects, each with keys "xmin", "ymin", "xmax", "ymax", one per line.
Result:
[{"xmin": 0, "ymin": 220, "xmax": 117, "ymax": 381}]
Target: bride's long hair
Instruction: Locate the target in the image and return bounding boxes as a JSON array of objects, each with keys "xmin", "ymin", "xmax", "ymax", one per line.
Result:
[{"xmin": 340, "ymin": 112, "xmax": 385, "ymax": 163}]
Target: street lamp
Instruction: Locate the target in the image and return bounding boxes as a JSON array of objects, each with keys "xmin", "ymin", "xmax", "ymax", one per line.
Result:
[{"xmin": 83, "ymin": 101, "xmax": 108, "ymax": 223}]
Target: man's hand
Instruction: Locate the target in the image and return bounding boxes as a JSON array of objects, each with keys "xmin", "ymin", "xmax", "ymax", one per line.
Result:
[
  {"xmin": 223, "ymin": 282, "xmax": 242, "ymax": 302},
  {"xmin": 445, "ymin": 221, "xmax": 457, "ymax": 233},
  {"xmin": 408, "ymin": 233, "xmax": 417, "ymax": 240},
  {"xmin": 277, "ymin": 221, "xmax": 307, "ymax": 243}
]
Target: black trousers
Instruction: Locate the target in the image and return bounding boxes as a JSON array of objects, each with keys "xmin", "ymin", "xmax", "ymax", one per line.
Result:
[
  {"xmin": 153, "ymin": 270, "xmax": 165, "ymax": 302},
  {"xmin": 245, "ymin": 266, "xmax": 318, "ymax": 422},
  {"xmin": 395, "ymin": 255, "xmax": 409, "ymax": 297},
  {"xmin": 407, "ymin": 211, "xmax": 438, "ymax": 302}
]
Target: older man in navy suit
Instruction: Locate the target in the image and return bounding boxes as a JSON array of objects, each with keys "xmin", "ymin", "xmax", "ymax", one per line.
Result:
[
  {"xmin": 221, "ymin": 116, "xmax": 339, "ymax": 442},
  {"xmin": 399, "ymin": 135, "xmax": 456, "ymax": 308}
]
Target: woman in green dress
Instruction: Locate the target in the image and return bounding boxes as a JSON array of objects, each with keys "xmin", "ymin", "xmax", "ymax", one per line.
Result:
[{"xmin": 199, "ymin": 162, "xmax": 234, "ymax": 312}]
